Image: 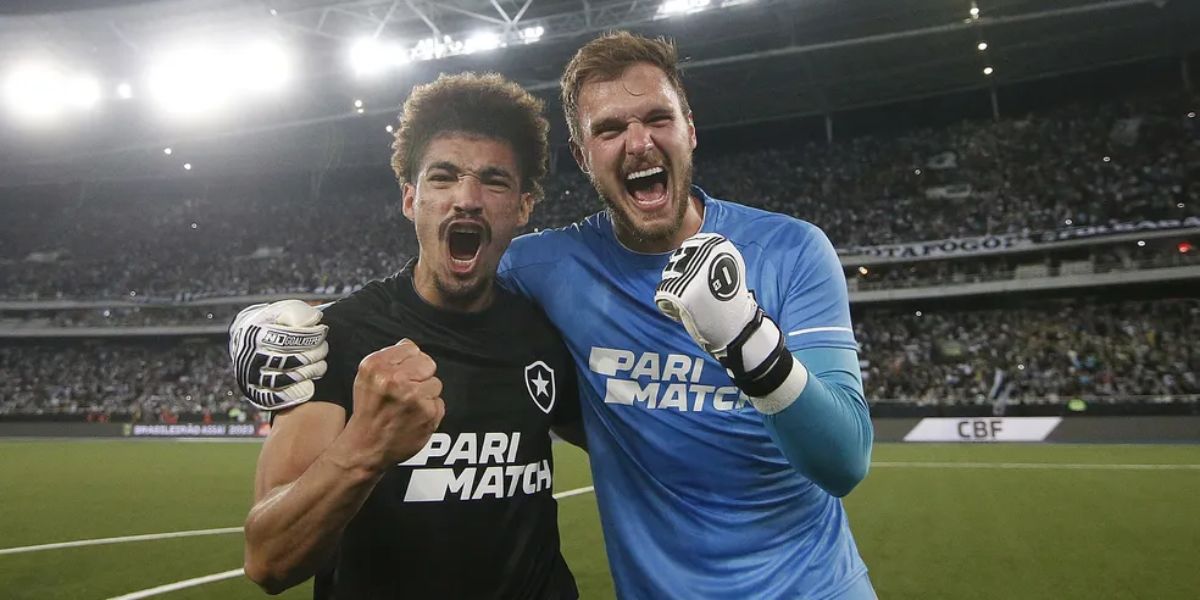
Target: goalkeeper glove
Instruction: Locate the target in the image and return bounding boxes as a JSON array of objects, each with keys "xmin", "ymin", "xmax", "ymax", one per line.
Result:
[
  {"xmin": 654, "ymin": 233, "xmax": 807, "ymax": 413},
  {"xmin": 229, "ymin": 300, "xmax": 329, "ymax": 411}
]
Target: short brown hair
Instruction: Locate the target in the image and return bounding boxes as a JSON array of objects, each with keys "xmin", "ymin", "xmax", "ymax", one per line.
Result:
[
  {"xmin": 560, "ymin": 31, "xmax": 691, "ymax": 143},
  {"xmin": 391, "ymin": 72, "xmax": 549, "ymax": 201}
]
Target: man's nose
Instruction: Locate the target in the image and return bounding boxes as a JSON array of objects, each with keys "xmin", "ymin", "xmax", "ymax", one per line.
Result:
[
  {"xmin": 625, "ymin": 122, "xmax": 654, "ymax": 156},
  {"xmin": 452, "ymin": 174, "xmax": 485, "ymax": 212}
]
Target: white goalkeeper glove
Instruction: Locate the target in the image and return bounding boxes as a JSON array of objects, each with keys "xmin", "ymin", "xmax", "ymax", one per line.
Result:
[
  {"xmin": 229, "ymin": 300, "xmax": 329, "ymax": 411},
  {"xmin": 654, "ymin": 233, "xmax": 807, "ymax": 413}
]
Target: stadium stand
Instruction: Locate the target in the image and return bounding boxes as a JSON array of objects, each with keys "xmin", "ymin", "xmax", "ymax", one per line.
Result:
[{"xmin": 1, "ymin": 88, "xmax": 1197, "ymax": 418}]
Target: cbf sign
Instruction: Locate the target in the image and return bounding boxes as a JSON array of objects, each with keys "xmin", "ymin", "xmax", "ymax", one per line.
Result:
[{"xmin": 903, "ymin": 417, "xmax": 1062, "ymax": 442}]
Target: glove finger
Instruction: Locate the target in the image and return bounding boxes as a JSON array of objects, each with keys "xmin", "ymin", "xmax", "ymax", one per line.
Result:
[
  {"xmin": 256, "ymin": 341, "xmax": 329, "ymax": 371},
  {"xmin": 258, "ymin": 360, "xmax": 328, "ymax": 390},
  {"xmin": 264, "ymin": 299, "xmax": 324, "ymax": 328}
]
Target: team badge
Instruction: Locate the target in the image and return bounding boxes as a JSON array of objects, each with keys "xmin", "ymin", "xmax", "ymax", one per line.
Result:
[{"xmin": 524, "ymin": 360, "xmax": 556, "ymax": 414}]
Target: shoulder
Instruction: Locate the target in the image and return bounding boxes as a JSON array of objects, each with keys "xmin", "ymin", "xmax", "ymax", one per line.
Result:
[
  {"xmin": 492, "ymin": 285, "xmax": 561, "ymax": 342},
  {"xmin": 319, "ymin": 274, "xmax": 401, "ymax": 328},
  {"xmin": 500, "ymin": 212, "xmax": 603, "ymax": 278},
  {"xmin": 712, "ymin": 197, "xmax": 832, "ymax": 255}
]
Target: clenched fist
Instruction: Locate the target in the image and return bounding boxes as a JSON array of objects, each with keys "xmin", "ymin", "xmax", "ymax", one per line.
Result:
[{"xmin": 345, "ymin": 340, "xmax": 445, "ymax": 469}]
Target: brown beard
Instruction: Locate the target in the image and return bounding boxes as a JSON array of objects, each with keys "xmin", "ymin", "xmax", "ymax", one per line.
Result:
[{"xmin": 591, "ymin": 157, "xmax": 693, "ymax": 249}]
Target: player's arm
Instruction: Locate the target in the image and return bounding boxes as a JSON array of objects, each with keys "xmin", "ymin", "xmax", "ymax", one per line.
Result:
[
  {"xmin": 243, "ymin": 401, "xmax": 371, "ymax": 595},
  {"xmin": 242, "ymin": 341, "xmax": 445, "ymax": 594},
  {"xmin": 655, "ymin": 233, "xmax": 872, "ymax": 497}
]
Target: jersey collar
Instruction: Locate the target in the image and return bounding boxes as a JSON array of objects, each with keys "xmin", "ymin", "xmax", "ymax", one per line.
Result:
[{"xmin": 602, "ymin": 185, "xmax": 717, "ymax": 261}]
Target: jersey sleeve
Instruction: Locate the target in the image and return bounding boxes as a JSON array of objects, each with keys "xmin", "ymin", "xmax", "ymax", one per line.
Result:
[
  {"xmin": 778, "ymin": 224, "xmax": 858, "ymax": 353},
  {"xmin": 310, "ymin": 305, "xmax": 359, "ymax": 413},
  {"xmin": 551, "ymin": 358, "xmax": 581, "ymax": 427}
]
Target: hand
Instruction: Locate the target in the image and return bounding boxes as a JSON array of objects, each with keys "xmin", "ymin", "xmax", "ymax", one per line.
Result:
[
  {"xmin": 229, "ymin": 300, "xmax": 329, "ymax": 411},
  {"xmin": 346, "ymin": 340, "xmax": 445, "ymax": 468},
  {"xmin": 655, "ymin": 233, "xmax": 799, "ymax": 402},
  {"xmin": 654, "ymin": 233, "xmax": 758, "ymax": 355}
]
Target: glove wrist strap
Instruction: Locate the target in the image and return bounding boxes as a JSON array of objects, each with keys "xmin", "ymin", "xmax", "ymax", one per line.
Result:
[{"xmin": 717, "ymin": 308, "xmax": 804, "ymax": 402}]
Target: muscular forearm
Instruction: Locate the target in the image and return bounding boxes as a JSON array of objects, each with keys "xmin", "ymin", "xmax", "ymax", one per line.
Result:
[
  {"xmin": 243, "ymin": 427, "xmax": 385, "ymax": 594},
  {"xmin": 758, "ymin": 348, "xmax": 873, "ymax": 497}
]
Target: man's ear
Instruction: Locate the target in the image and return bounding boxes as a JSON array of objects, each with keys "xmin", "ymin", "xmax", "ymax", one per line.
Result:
[
  {"xmin": 569, "ymin": 140, "xmax": 589, "ymax": 175},
  {"xmin": 401, "ymin": 182, "xmax": 417, "ymax": 221},
  {"xmin": 516, "ymin": 192, "xmax": 535, "ymax": 228}
]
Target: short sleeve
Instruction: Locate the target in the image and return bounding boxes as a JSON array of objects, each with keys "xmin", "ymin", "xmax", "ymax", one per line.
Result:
[
  {"xmin": 551, "ymin": 358, "xmax": 581, "ymax": 427},
  {"xmin": 311, "ymin": 306, "xmax": 359, "ymax": 413},
  {"xmin": 777, "ymin": 225, "xmax": 858, "ymax": 353}
]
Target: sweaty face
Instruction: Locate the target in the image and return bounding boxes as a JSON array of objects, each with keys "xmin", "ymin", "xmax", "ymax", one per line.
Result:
[
  {"xmin": 573, "ymin": 63, "xmax": 698, "ymax": 252},
  {"xmin": 403, "ymin": 133, "xmax": 532, "ymax": 311}
]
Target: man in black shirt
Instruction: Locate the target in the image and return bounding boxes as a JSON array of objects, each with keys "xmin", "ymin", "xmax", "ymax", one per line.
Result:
[{"xmin": 233, "ymin": 73, "xmax": 581, "ymax": 599}]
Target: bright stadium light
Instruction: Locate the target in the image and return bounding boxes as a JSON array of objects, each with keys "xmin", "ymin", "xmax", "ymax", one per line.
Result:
[
  {"xmin": 183, "ymin": 162, "xmax": 192, "ymax": 170},
  {"xmin": 519, "ymin": 26, "xmax": 545, "ymax": 44},
  {"xmin": 977, "ymin": 41, "xmax": 988, "ymax": 51},
  {"xmin": 658, "ymin": 0, "xmax": 711, "ymax": 17},
  {"xmin": 349, "ymin": 37, "xmax": 407, "ymax": 77},
  {"xmin": 116, "ymin": 81, "xmax": 134, "ymax": 99},
  {"xmin": 385, "ymin": 124, "xmax": 393, "ymax": 133},
  {"xmin": 354, "ymin": 99, "xmax": 363, "ymax": 108},
  {"xmin": 983, "ymin": 66, "xmax": 994, "ymax": 75},
  {"xmin": 3, "ymin": 63, "xmax": 67, "ymax": 122},
  {"xmin": 969, "ymin": 6, "xmax": 980, "ymax": 18},
  {"xmin": 463, "ymin": 31, "xmax": 502, "ymax": 54},
  {"xmin": 163, "ymin": 147, "xmax": 172, "ymax": 155},
  {"xmin": 147, "ymin": 45, "xmax": 234, "ymax": 117},
  {"xmin": 236, "ymin": 39, "xmax": 292, "ymax": 93}
]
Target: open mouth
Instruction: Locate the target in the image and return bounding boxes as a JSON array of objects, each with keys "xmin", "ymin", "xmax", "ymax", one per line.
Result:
[
  {"xmin": 623, "ymin": 165, "xmax": 669, "ymax": 210},
  {"xmin": 446, "ymin": 221, "xmax": 485, "ymax": 274}
]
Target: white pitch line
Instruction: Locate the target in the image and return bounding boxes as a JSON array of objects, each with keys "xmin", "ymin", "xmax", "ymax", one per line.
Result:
[
  {"xmin": 554, "ymin": 485, "xmax": 595, "ymax": 499},
  {"xmin": 0, "ymin": 485, "xmax": 597, "ymax": 557},
  {"xmin": 0, "ymin": 527, "xmax": 244, "ymax": 556},
  {"xmin": 107, "ymin": 568, "xmax": 245, "ymax": 600},
  {"xmin": 872, "ymin": 461, "xmax": 1200, "ymax": 471},
  {"xmin": 94, "ymin": 485, "xmax": 598, "ymax": 599}
]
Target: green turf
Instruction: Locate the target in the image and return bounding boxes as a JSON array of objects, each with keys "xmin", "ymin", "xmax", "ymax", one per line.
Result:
[{"xmin": 1, "ymin": 441, "xmax": 1197, "ymax": 599}]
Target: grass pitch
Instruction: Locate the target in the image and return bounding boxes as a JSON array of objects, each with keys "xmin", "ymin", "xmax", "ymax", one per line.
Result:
[{"xmin": 1, "ymin": 440, "xmax": 1197, "ymax": 599}]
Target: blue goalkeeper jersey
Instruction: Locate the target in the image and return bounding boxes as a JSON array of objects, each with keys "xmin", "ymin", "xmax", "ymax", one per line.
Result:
[{"xmin": 498, "ymin": 187, "xmax": 868, "ymax": 599}]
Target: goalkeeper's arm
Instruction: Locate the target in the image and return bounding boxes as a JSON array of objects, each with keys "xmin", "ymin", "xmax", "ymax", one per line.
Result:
[{"xmin": 656, "ymin": 233, "xmax": 872, "ymax": 497}]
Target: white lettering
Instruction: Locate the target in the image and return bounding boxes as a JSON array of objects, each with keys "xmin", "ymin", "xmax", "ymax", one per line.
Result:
[
  {"xmin": 631, "ymin": 352, "xmax": 661, "ymax": 380},
  {"xmin": 479, "ymin": 433, "xmax": 507, "ymax": 465},
  {"xmin": 400, "ymin": 432, "xmax": 452, "ymax": 466},
  {"xmin": 658, "ymin": 383, "xmax": 689, "ymax": 411},
  {"xmin": 589, "ymin": 347, "xmax": 636, "ymax": 377},
  {"xmin": 445, "ymin": 433, "xmax": 477, "ymax": 465},
  {"xmin": 471, "ymin": 466, "xmax": 505, "ymax": 500}
]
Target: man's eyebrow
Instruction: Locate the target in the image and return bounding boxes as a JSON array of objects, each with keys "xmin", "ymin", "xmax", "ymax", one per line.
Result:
[
  {"xmin": 478, "ymin": 166, "xmax": 516, "ymax": 180},
  {"xmin": 589, "ymin": 115, "xmax": 625, "ymax": 135},
  {"xmin": 424, "ymin": 161, "xmax": 460, "ymax": 173}
]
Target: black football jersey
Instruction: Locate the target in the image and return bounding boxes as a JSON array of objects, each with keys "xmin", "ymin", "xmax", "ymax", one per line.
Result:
[{"xmin": 310, "ymin": 261, "xmax": 580, "ymax": 599}]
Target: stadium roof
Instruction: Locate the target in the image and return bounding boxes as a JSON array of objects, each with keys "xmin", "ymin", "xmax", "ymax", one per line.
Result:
[{"xmin": 0, "ymin": 0, "xmax": 1197, "ymax": 185}]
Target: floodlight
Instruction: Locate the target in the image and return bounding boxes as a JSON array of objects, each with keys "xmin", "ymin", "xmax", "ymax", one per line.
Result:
[
  {"xmin": 116, "ymin": 82, "xmax": 134, "ymax": 99},
  {"xmin": 3, "ymin": 63, "xmax": 66, "ymax": 122},
  {"xmin": 349, "ymin": 37, "xmax": 407, "ymax": 77},
  {"xmin": 977, "ymin": 41, "xmax": 988, "ymax": 51},
  {"xmin": 463, "ymin": 32, "xmax": 502, "ymax": 54},
  {"xmin": 519, "ymin": 26, "xmax": 545, "ymax": 44}
]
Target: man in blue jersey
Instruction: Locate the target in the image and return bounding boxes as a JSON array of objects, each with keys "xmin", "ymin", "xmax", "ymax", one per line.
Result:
[
  {"xmin": 498, "ymin": 31, "xmax": 876, "ymax": 599},
  {"xmin": 232, "ymin": 32, "xmax": 875, "ymax": 599}
]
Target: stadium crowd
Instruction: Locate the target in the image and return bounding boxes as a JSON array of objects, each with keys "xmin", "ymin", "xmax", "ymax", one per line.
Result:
[
  {"xmin": 855, "ymin": 298, "xmax": 1200, "ymax": 405},
  {"xmin": 2, "ymin": 298, "xmax": 1195, "ymax": 418},
  {"xmin": 0, "ymin": 91, "xmax": 1196, "ymax": 301}
]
